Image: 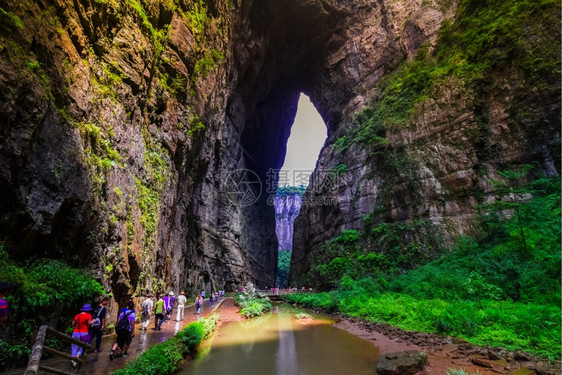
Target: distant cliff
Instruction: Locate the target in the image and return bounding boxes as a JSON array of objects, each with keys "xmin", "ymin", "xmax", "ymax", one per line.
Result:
[{"xmin": 274, "ymin": 187, "xmax": 305, "ymax": 251}]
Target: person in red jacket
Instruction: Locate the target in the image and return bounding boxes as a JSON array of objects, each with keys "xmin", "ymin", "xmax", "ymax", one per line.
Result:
[{"xmin": 71, "ymin": 304, "xmax": 92, "ymax": 368}]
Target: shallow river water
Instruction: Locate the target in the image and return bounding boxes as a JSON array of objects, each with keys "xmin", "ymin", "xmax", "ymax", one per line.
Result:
[{"xmin": 180, "ymin": 304, "xmax": 381, "ymax": 375}]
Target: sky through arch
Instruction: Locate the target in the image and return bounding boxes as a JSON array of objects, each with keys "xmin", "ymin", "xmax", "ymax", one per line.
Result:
[{"xmin": 279, "ymin": 93, "xmax": 327, "ymax": 187}]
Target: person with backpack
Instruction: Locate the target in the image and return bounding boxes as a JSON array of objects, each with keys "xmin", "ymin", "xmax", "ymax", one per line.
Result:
[
  {"xmin": 166, "ymin": 291, "xmax": 175, "ymax": 320},
  {"xmin": 195, "ymin": 294, "xmax": 203, "ymax": 315},
  {"xmin": 141, "ymin": 295, "xmax": 153, "ymax": 330},
  {"xmin": 71, "ymin": 304, "xmax": 92, "ymax": 368},
  {"xmin": 88, "ymin": 297, "xmax": 108, "ymax": 352},
  {"xmin": 109, "ymin": 300, "xmax": 135, "ymax": 360},
  {"xmin": 154, "ymin": 294, "xmax": 165, "ymax": 330}
]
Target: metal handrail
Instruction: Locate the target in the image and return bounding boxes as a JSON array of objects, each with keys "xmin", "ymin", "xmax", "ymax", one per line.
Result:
[{"xmin": 24, "ymin": 325, "xmax": 91, "ymax": 375}]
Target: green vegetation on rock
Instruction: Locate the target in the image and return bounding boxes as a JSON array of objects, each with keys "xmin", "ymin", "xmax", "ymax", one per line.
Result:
[
  {"xmin": 0, "ymin": 7, "xmax": 24, "ymax": 30},
  {"xmin": 300, "ymin": 217, "xmax": 443, "ymax": 290},
  {"xmin": 334, "ymin": 0, "xmax": 560, "ymax": 152}
]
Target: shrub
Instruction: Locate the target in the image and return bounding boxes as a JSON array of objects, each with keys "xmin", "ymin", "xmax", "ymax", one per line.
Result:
[
  {"xmin": 235, "ymin": 283, "xmax": 272, "ymax": 318},
  {"xmin": 0, "ymin": 247, "xmax": 105, "ymax": 369},
  {"xmin": 177, "ymin": 323, "xmax": 204, "ymax": 353},
  {"xmin": 112, "ymin": 313, "xmax": 219, "ymax": 375}
]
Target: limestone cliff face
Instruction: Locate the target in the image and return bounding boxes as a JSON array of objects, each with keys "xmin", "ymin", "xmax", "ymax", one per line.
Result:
[
  {"xmin": 274, "ymin": 191, "xmax": 303, "ymax": 251},
  {"xmin": 0, "ymin": 0, "xmax": 559, "ymax": 310},
  {"xmin": 288, "ymin": 1, "xmax": 561, "ymax": 281},
  {"xmin": 0, "ymin": 0, "xmax": 278, "ymax": 311}
]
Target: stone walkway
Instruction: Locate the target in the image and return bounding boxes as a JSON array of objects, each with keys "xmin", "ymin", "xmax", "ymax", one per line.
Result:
[{"xmin": 10, "ymin": 299, "xmax": 225, "ymax": 375}]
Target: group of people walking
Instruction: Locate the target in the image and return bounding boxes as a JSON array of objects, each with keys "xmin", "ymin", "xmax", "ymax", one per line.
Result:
[
  {"xmin": 71, "ymin": 290, "xmax": 223, "ymax": 365},
  {"xmin": 141, "ymin": 291, "xmax": 188, "ymax": 331},
  {"xmin": 195, "ymin": 290, "xmax": 223, "ymax": 313}
]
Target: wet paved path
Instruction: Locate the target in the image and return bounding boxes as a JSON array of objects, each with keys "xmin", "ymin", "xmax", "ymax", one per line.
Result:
[{"xmin": 9, "ymin": 298, "xmax": 225, "ymax": 375}]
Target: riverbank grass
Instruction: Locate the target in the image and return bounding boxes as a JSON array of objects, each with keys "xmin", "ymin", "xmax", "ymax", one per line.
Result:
[
  {"xmin": 285, "ymin": 289, "xmax": 560, "ymax": 360},
  {"xmin": 112, "ymin": 313, "xmax": 219, "ymax": 375},
  {"xmin": 286, "ymin": 176, "xmax": 560, "ymax": 360}
]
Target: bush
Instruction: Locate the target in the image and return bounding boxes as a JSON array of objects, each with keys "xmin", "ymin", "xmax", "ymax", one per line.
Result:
[
  {"xmin": 177, "ymin": 323, "xmax": 204, "ymax": 353},
  {"xmin": 112, "ymin": 313, "xmax": 219, "ymax": 375},
  {"xmin": 0, "ymin": 247, "xmax": 105, "ymax": 369},
  {"xmin": 235, "ymin": 283, "xmax": 272, "ymax": 318}
]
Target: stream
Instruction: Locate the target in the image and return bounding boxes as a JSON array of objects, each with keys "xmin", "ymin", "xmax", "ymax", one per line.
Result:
[{"xmin": 180, "ymin": 304, "xmax": 380, "ymax": 375}]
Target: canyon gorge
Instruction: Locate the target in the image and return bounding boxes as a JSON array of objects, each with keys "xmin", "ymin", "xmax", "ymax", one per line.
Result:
[{"xmin": 0, "ymin": 0, "xmax": 559, "ymax": 314}]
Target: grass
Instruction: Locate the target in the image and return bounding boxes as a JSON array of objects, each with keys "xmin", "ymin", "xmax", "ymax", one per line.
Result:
[
  {"xmin": 295, "ymin": 312, "xmax": 313, "ymax": 320},
  {"xmin": 286, "ymin": 289, "xmax": 560, "ymax": 359}
]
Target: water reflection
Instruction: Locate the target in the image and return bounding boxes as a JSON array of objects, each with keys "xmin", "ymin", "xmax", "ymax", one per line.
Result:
[
  {"xmin": 275, "ymin": 310, "xmax": 298, "ymax": 375},
  {"xmin": 181, "ymin": 305, "xmax": 379, "ymax": 375}
]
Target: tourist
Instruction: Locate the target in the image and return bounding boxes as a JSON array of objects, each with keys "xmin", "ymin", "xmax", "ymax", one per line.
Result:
[
  {"xmin": 110, "ymin": 300, "xmax": 135, "ymax": 360},
  {"xmin": 162, "ymin": 293, "xmax": 170, "ymax": 322},
  {"xmin": 141, "ymin": 295, "xmax": 154, "ymax": 330},
  {"xmin": 0, "ymin": 282, "xmax": 10, "ymax": 343},
  {"xmin": 154, "ymin": 294, "xmax": 165, "ymax": 330},
  {"xmin": 167, "ymin": 291, "xmax": 175, "ymax": 320},
  {"xmin": 195, "ymin": 294, "xmax": 203, "ymax": 314},
  {"xmin": 88, "ymin": 297, "xmax": 108, "ymax": 353},
  {"xmin": 209, "ymin": 291, "xmax": 213, "ymax": 307},
  {"xmin": 176, "ymin": 291, "xmax": 187, "ymax": 321},
  {"xmin": 71, "ymin": 304, "xmax": 92, "ymax": 368},
  {"xmin": 0, "ymin": 282, "xmax": 9, "ymax": 325}
]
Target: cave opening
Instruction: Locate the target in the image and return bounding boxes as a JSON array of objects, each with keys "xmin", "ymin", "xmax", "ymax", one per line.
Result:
[{"xmin": 275, "ymin": 93, "xmax": 327, "ymax": 287}]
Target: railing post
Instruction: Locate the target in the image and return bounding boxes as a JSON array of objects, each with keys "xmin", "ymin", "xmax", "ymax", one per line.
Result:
[
  {"xmin": 24, "ymin": 325, "xmax": 92, "ymax": 375},
  {"xmin": 24, "ymin": 325, "xmax": 48, "ymax": 375}
]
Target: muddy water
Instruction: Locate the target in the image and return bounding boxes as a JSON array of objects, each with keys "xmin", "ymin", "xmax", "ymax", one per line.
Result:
[{"xmin": 181, "ymin": 305, "xmax": 380, "ymax": 375}]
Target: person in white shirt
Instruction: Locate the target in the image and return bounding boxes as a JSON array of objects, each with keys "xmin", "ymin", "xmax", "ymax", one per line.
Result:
[
  {"xmin": 175, "ymin": 291, "xmax": 187, "ymax": 321},
  {"xmin": 141, "ymin": 295, "xmax": 154, "ymax": 330}
]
